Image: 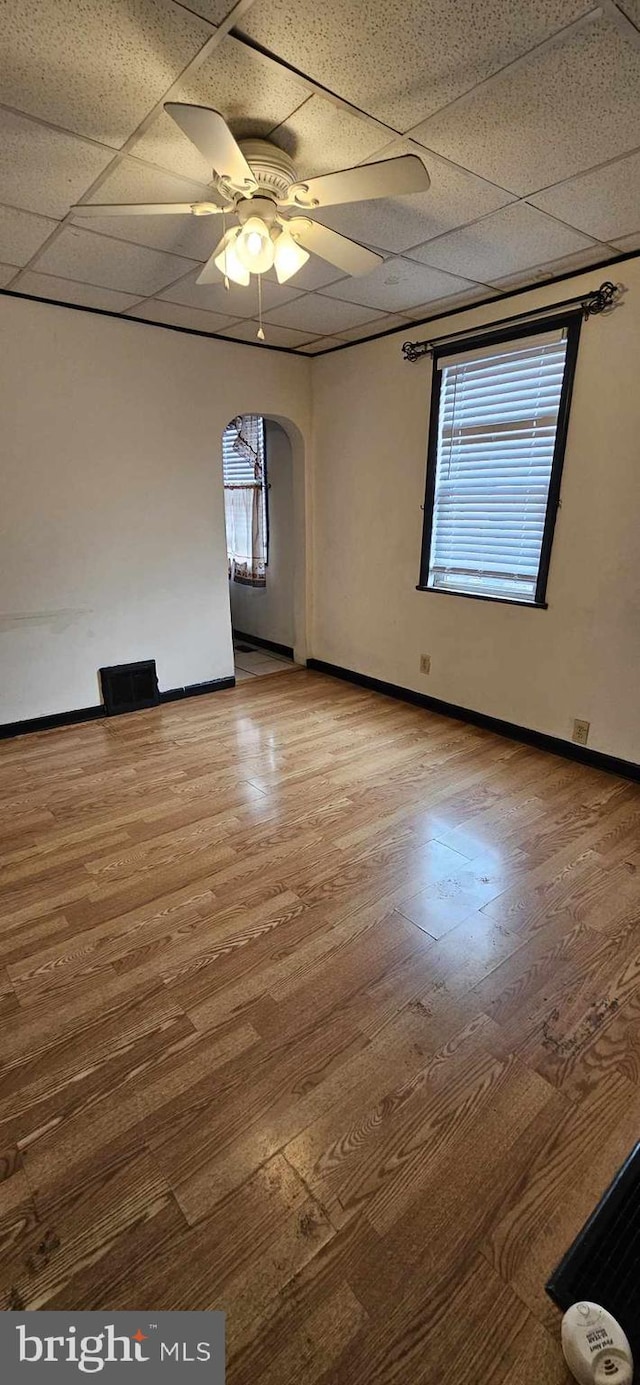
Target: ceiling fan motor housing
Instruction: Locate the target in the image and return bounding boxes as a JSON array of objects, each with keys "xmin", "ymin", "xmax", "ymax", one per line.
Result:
[{"xmin": 215, "ymin": 139, "xmax": 297, "ymax": 204}]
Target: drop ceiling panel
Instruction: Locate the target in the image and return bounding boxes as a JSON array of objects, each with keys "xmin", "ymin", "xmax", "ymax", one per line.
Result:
[
  {"xmin": 271, "ymin": 96, "xmax": 389, "ymax": 179},
  {"xmin": 0, "ymin": 206, "xmax": 58, "ymax": 265},
  {"xmin": 0, "ymin": 263, "xmax": 19, "ymax": 287},
  {"xmin": 336, "ymin": 313, "xmax": 411, "ymax": 340},
  {"xmin": 83, "ymin": 161, "xmax": 224, "ymax": 259},
  {"xmin": 413, "ymin": 14, "xmax": 640, "ymax": 195},
  {"xmin": 126, "ymin": 299, "xmax": 238, "ymax": 331},
  {"xmin": 298, "ymin": 337, "xmax": 344, "ymax": 353},
  {"xmin": 0, "ymin": 110, "xmax": 114, "ymax": 220},
  {"xmin": 401, "ymin": 285, "xmax": 503, "ymax": 319},
  {"xmin": 411, "ymin": 203, "xmax": 599, "ymax": 284},
  {"xmin": 178, "ymin": 0, "xmax": 236, "ymax": 23},
  {"xmin": 618, "ymin": 0, "xmax": 640, "ymax": 23},
  {"xmin": 33, "ymin": 226, "xmax": 200, "ymax": 295},
  {"xmin": 2, "ymin": 0, "xmax": 212, "ymax": 148},
  {"xmin": 262, "ymin": 294, "xmax": 388, "ymax": 334},
  {"xmin": 238, "ymin": 0, "xmax": 590, "ymax": 131},
  {"xmin": 314, "ymin": 145, "xmax": 514, "ymax": 253},
  {"xmin": 612, "ymin": 232, "xmax": 640, "ymax": 251},
  {"xmin": 9, "ymin": 271, "xmax": 142, "ymax": 312},
  {"xmin": 221, "ymin": 319, "xmax": 317, "ymax": 347},
  {"xmin": 321, "ymin": 256, "xmax": 482, "ymax": 313},
  {"xmin": 129, "ymin": 34, "xmax": 311, "ymax": 183},
  {"xmin": 529, "ymin": 150, "xmax": 640, "ymax": 243},
  {"xmin": 158, "ymin": 266, "xmax": 303, "ymax": 316},
  {"xmin": 491, "ymin": 244, "xmax": 619, "ymax": 292}
]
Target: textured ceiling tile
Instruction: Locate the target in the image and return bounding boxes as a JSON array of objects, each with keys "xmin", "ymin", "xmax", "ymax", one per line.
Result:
[
  {"xmin": 262, "ymin": 294, "xmax": 388, "ymax": 334},
  {"xmin": 177, "ymin": 0, "xmax": 235, "ymax": 23},
  {"xmin": 410, "ymin": 203, "xmax": 598, "ymax": 282},
  {"xmin": 271, "ymin": 96, "xmax": 388, "ymax": 179},
  {"xmin": 0, "ymin": 110, "xmax": 114, "ymax": 220},
  {"xmin": 129, "ymin": 34, "xmax": 311, "ymax": 182},
  {"xmin": 33, "ymin": 225, "xmax": 199, "ymax": 294},
  {"xmin": 611, "ymin": 231, "xmax": 640, "ymax": 251},
  {"xmin": 158, "ymin": 266, "xmax": 302, "ymax": 316},
  {"xmin": 0, "ymin": 205, "xmax": 58, "ymax": 265},
  {"xmin": 314, "ymin": 144, "xmax": 514, "ymax": 253},
  {"xmin": 336, "ymin": 313, "xmax": 411, "ymax": 340},
  {"xmin": 238, "ymin": 0, "xmax": 589, "ymax": 130},
  {"xmin": 0, "ymin": 263, "xmax": 20, "ymax": 287},
  {"xmin": 490, "ymin": 244, "xmax": 619, "ymax": 291},
  {"xmin": 413, "ymin": 15, "xmax": 640, "ymax": 195},
  {"xmin": 320, "ymin": 256, "xmax": 481, "ymax": 312},
  {"xmin": 529, "ymin": 150, "xmax": 640, "ymax": 242},
  {"xmin": 618, "ymin": 0, "xmax": 640, "ymax": 23},
  {"xmin": 8, "ymin": 271, "xmax": 142, "ymax": 311},
  {"xmin": 84, "ymin": 160, "xmax": 223, "ymax": 259},
  {"xmin": 297, "ymin": 337, "xmax": 344, "ymax": 353},
  {"xmin": 401, "ymin": 285, "xmax": 503, "ymax": 319},
  {"xmin": 127, "ymin": 298, "xmax": 238, "ymax": 331},
  {"xmin": 2, "ymin": 0, "xmax": 212, "ymax": 147},
  {"xmin": 222, "ymin": 319, "xmax": 317, "ymax": 347}
]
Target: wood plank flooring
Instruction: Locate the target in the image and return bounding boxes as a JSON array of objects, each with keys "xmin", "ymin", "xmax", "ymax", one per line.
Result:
[{"xmin": 1, "ymin": 668, "xmax": 640, "ymax": 1381}]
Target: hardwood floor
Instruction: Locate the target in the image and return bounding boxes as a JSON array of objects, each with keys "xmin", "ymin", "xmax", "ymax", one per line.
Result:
[{"xmin": 1, "ymin": 667, "xmax": 639, "ymax": 1381}]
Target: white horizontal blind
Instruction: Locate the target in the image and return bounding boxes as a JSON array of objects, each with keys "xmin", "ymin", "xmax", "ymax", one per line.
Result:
[
  {"xmin": 428, "ymin": 330, "xmax": 569, "ymax": 602},
  {"xmin": 222, "ymin": 415, "xmax": 267, "ymax": 564}
]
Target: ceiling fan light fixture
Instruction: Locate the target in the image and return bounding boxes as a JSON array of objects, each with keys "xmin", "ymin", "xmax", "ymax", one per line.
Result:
[
  {"xmin": 236, "ymin": 216, "xmax": 275, "ymax": 273},
  {"xmin": 213, "ymin": 228, "xmax": 250, "ymax": 286},
  {"xmin": 273, "ymin": 227, "xmax": 310, "ymax": 284}
]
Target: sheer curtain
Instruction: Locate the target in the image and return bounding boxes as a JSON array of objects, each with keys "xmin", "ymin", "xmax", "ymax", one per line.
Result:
[{"xmin": 222, "ymin": 416, "xmax": 267, "ymax": 588}]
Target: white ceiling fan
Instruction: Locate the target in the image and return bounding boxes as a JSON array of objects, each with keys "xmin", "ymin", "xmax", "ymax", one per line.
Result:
[{"xmin": 71, "ymin": 104, "xmax": 430, "ymax": 334}]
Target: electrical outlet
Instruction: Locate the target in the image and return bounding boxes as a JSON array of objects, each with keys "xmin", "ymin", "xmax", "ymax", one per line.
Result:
[
  {"xmin": 420, "ymin": 654, "xmax": 431, "ymax": 675},
  {"xmin": 572, "ymin": 719, "xmax": 590, "ymax": 745}
]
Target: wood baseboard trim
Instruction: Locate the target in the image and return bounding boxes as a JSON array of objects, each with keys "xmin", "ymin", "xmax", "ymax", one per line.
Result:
[
  {"xmin": 306, "ymin": 658, "xmax": 640, "ymax": 783},
  {"xmin": 233, "ymin": 629, "xmax": 294, "ymax": 660},
  {"xmin": 0, "ymin": 677, "xmax": 236, "ymax": 739}
]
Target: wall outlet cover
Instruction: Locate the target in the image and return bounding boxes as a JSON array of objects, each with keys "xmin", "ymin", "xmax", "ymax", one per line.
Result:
[
  {"xmin": 420, "ymin": 654, "xmax": 431, "ymax": 675},
  {"xmin": 572, "ymin": 719, "xmax": 590, "ymax": 745}
]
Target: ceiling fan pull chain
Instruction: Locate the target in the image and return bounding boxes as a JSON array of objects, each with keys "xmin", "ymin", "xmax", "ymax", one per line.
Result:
[
  {"xmin": 257, "ymin": 276, "xmax": 265, "ymax": 341},
  {"xmin": 221, "ymin": 211, "xmax": 230, "ymax": 291}
]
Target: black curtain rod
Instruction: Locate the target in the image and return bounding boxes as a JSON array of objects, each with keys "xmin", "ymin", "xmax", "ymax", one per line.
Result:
[{"xmin": 402, "ymin": 280, "xmax": 620, "ymax": 362}]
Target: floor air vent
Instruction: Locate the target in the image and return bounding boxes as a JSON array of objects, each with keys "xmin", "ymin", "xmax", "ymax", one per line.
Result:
[
  {"xmin": 100, "ymin": 659, "xmax": 159, "ymax": 715},
  {"xmin": 546, "ymin": 1141, "xmax": 640, "ymax": 1360}
]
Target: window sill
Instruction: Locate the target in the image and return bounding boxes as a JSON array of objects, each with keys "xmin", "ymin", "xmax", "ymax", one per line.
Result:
[{"xmin": 416, "ymin": 585, "xmax": 548, "ymax": 610}]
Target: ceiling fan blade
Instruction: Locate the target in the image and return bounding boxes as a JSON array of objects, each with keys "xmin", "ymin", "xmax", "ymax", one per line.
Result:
[
  {"xmin": 287, "ymin": 219, "xmax": 382, "ymax": 276},
  {"xmin": 282, "ymin": 154, "xmax": 430, "ymax": 209},
  {"xmin": 164, "ymin": 103, "xmax": 257, "ymax": 191},
  {"xmin": 71, "ymin": 201, "xmax": 221, "ymax": 217}
]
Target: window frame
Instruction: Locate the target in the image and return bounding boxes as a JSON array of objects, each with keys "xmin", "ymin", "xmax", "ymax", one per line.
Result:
[{"xmin": 417, "ymin": 311, "xmax": 582, "ymax": 609}]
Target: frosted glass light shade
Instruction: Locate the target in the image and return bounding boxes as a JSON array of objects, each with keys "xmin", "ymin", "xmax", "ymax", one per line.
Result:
[
  {"xmin": 214, "ymin": 230, "xmax": 250, "ymax": 286},
  {"xmin": 273, "ymin": 228, "xmax": 310, "ymax": 284},
  {"xmin": 236, "ymin": 216, "xmax": 275, "ymax": 273}
]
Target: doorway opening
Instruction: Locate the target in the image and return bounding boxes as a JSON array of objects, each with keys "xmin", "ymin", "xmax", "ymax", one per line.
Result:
[{"xmin": 221, "ymin": 413, "xmax": 305, "ymax": 682}]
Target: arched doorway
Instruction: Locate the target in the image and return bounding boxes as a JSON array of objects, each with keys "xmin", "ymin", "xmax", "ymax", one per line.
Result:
[{"xmin": 220, "ymin": 412, "xmax": 307, "ymax": 679}]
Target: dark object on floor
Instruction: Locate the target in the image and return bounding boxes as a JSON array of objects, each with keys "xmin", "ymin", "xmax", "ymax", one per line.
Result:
[
  {"xmin": 234, "ymin": 643, "xmax": 255, "ymax": 653},
  {"xmin": 546, "ymin": 1142, "xmax": 640, "ymax": 1361}
]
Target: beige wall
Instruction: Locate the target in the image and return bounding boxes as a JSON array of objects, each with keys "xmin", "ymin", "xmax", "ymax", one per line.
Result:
[
  {"xmin": 310, "ymin": 261, "xmax": 640, "ymax": 763},
  {"xmin": 0, "ymin": 295, "xmax": 310, "ymax": 723},
  {"xmin": 229, "ymin": 420, "xmax": 295, "ymax": 649}
]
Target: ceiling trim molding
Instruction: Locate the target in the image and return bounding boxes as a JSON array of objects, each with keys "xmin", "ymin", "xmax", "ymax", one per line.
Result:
[{"xmin": 2, "ymin": 246, "xmax": 637, "ymax": 356}]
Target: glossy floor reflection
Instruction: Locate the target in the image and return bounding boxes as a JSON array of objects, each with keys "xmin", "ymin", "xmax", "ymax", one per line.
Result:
[{"xmin": 1, "ymin": 669, "xmax": 639, "ymax": 1384}]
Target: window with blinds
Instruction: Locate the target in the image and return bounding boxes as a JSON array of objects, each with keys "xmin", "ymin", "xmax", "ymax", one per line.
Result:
[
  {"xmin": 222, "ymin": 414, "xmax": 268, "ymax": 568},
  {"xmin": 421, "ymin": 319, "xmax": 579, "ymax": 605}
]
